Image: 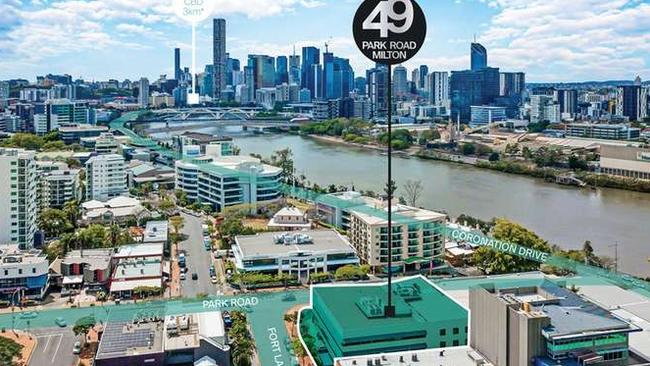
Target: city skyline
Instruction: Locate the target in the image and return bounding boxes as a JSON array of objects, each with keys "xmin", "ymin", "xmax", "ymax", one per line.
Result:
[{"xmin": 1, "ymin": 0, "xmax": 650, "ymax": 82}]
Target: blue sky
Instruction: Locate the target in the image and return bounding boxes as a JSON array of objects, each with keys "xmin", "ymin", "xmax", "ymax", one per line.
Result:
[{"xmin": 1, "ymin": 0, "xmax": 649, "ymax": 82}]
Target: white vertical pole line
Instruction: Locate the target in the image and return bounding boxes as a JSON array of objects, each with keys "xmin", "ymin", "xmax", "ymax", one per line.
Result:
[{"xmin": 192, "ymin": 23, "xmax": 197, "ymax": 95}]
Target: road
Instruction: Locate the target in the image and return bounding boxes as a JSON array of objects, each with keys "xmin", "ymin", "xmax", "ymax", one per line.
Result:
[
  {"xmin": 30, "ymin": 327, "xmax": 80, "ymax": 366},
  {"xmin": 179, "ymin": 212, "xmax": 221, "ymax": 298}
]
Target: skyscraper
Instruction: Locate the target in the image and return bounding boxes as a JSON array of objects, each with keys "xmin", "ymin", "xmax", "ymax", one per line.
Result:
[
  {"xmin": 138, "ymin": 77, "xmax": 150, "ymax": 108},
  {"xmin": 174, "ymin": 48, "xmax": 181, "ymax": 81},
  {"xmin": 301, "ymin": 47, "xmax": 320, "ymax": 100},
  {"xmin": 555, "ymin": 89, "xmax": 578, "ymax": 118},
  {"xmin": 471, "ymin": 42, "xmax": 488, "ymax": 71},
  {"xmin": 247, "ymin": 55, "xmax": 276, "ymax": 91},
  {"xmin": 616, "ymin": 84, "xmax": 648, "ymax": 122},
  {"xmin": 427, "ymin": 72, "xmax": 449, "ymax": 109},
  {"xmin": 367, "ymin": 65, "xmax": 388, "ymax": 118},
  {"xmin": 392, "ymin": 66, "xmax": 408, "ymax": 98},
  {"xmin": 322, "ymin": 50, "xmax": 334, "ymax": 99},
  {"xmin": 289, "ymin": 50, "xmax": 301, "ymax": 85},
  {"xmin": 213, "ymin": 18, "xmax": 227, "ymax": 100},
  {"xmin": 450, "ymin": 67, "xmax": 500, "ymax": 122},
  {"xmin": 419, "ymin": 65, "xmax": 429, "ymax": 89},
  {"xmin": 226, "ymin": 55, "xmax": 241, "ymax": 87},
  {"xmin": 499, "ymin": 72, "xmax": 526, "ymax": 98},
  {"xmin": 332, "ymin": 57, "xmax": 354, "ymax": 99},
  {"xmin": 276, "ymin": 56, "xmax": 289, "ymax": 85}
]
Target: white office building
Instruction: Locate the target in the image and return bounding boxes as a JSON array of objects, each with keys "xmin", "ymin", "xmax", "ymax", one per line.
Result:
[
  {"xmin": 0, "ymin": 149, "xmax": 38, "ymax": 248},
  {"xmin": 233, "ymin": 230, "xmax": 359, "ymax": 279},
  {"xmin": 175, "ymin": 155, "xmax": 282, "ymax": 212},
  {"xmin": 85, "ymin": 154, "xmax": 127, "ymax": 201}
]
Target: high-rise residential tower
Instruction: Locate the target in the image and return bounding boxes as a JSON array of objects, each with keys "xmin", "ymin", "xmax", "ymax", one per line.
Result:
[
  {"xmin": 0, "ymin": 149, "xmax": 38, "ymax": 249},
  {"xmin": 392, "ymin": 66, "xmax": 408, "ymax": 98},
  {"xmin": 301, "ymin": 46, "xmax": 320, "ymax": 100},
  {"xmin": 213, "ymin": 18, "xmax": 227, "ymax": 100},
  {"xmin": 174, "ymin": 48, "xmax": 181, "ymax": 81},
  {"xmin": 138, "ymin": 78, "xmax": 149, "ymax": 108}
]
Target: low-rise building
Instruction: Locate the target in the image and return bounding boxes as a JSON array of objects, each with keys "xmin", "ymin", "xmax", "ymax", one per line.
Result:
[
  {"xmin": 267, "ymin": 207, "xmax": 311, "ymax": 230},
  {"xmin": 317, "ymin": 191, "xmax": 447, "ymax": 273},
  {"xmin": 0, "ymin": 245, "xmax": 49, "ymax": 302},
  {"xmin": 110, "ymin": 243, "xmax": 164, "ymax": 298},
  {"xmin": 163, "ymin": 312, "xmax": 231, "ymax": 366},
  {"xmin": 58, "ymin": 124, "xmax": 109, "ymax": 144},
  {"xmin": 59, "ymin": 249, "xmax": 113, "ymax": 291},
  {"xmin": 95, "ymin": 319, "xmax": 165, "ymax": 366},
  {"xmin": 175, "ymin": 155, "xmax": 282, "ymax": 212},
  {"xmin": 599, "ymin": 145, "xmax": 650, "ymax": 181},
  {"xmin": 232, "ymin": 230, "xmax": 359, "ymax": 280},
  {"xmin": 470, "ymin": 281, "xmax": 641, "ymax": 366},
  {"xmin": 127, "ymin": 161, "xmax": 175, "ymax": 189},
  {"xmin": 566, "ymin": 123, "xmax": 640, "ymax": 141},
  {"xmin": 470, "ymin": 105, "xmax": 507, "ymax": 127},
  {"xmin": 81, "ymin": 196, "xmax": 149, "ymax": 224}
]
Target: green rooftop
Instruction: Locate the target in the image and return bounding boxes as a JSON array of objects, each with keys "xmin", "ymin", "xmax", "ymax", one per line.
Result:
[{"xmin": 301, "ymin": 276, "xmax": 468, "ymax": 365}]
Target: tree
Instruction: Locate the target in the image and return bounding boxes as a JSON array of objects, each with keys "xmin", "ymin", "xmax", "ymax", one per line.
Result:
[
  {"xmin": 38, "ymin": 209, "xmax": 71, "ymax": 238},
  {"xmin": 472, "ymin": 219, "xmax": 551, "ymax": 275},
  {"xmin": 73, "ymin": 316, "xmax": 96, "ymax": 346},
  {"xmin": 270, "ymin": 148, "xmax": 295, "ymax": 183},
  {"xmin": 568, "ymin": 154, "xmax": 588, "ymax": 171},
  {"xmin": 107, "ymin": 224, "xmax": 121, "ymax": 249},
  {"xmin": 63, "ymin": 200, "xmax": 81, "ymax": 229},
  {"xmin": 169, "ymin": 216, "xmax": 185, "ymax": 235},
  {"xmin": 461, "ymin": 143, "xmax": 477, "ymax": 156},
  {"xmin": 489, "ymin": 152, "xmax": 501, "ymax": 162},
  {"xmin": 402, "ymin": 179, "xmax": 424, "ymax": 207}
]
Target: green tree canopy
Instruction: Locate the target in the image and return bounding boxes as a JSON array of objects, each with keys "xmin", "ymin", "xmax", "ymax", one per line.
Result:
[{"xmin": 472, "ymin": 219, "xmax": 551, "ymax": 275}]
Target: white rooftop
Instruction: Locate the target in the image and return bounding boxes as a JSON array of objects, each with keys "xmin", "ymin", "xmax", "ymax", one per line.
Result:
[
  {"xmin": 335, "ymin": 346, "xmax": 485, "ymax": 366},
  {"xmin": 114, "ymin": 243, "xmax": 164, "ymax": 258}
]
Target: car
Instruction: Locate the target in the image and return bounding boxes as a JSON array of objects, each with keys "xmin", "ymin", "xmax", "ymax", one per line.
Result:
[
  {"xmin": 192, "ymin": 273, "xmax": 198, "ymax": 280},
  {"xmin": 55, "ymin": 317, "xmax": 67, "ymax": 327},
  {"xmin": 180, "ymin": 273, "xmax": 186, "ymax": 280},
  {"xmin": 222, "ymin": 312, "xmax": 232, "ymax": 328},
  {"xmin": 19, "ymin": 311, "xmax": 38, "ymax": 320},
  {"xmin": 72, "ymin": 341, "xmax": 81, "ymax": 355},
  {"xmin": 211, "ymin": 276, "xmax": 218, "ymax": 284}
]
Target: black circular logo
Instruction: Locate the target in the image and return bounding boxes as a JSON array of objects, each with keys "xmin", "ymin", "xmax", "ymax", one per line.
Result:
[{"xmin": 353, "ymin": 0, "xmax": 427, "ymax": 65}]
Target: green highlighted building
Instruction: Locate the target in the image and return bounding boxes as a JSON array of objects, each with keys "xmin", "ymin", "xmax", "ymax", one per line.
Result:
[{"xmin": 300, "ymin": 276, "xmax": 468, "ymax": 366}]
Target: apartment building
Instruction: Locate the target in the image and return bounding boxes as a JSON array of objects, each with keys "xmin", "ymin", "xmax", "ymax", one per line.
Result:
[
  {"xmin": 317, "ymin": 191, "xmax": 447, "ymax": 273},
  {"xmin": 0, "ymin": 149, "xmax": 38, "ymax": 248},
  {"xmin": 39, "ymin": 168, "xmax": 82, "ymax": 210},
  {"xmin": 85, "ymin": 154, "xmax": 127, "ymax": 201}
]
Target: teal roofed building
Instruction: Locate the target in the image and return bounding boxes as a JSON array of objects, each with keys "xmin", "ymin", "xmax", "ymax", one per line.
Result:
[
  {"xmin": 175, "ymin": 155, "xmax": 282, "ymax": 212},
  {"xmin": 299, "ymin": 276, "xmax": 468, "ymax": 366}
]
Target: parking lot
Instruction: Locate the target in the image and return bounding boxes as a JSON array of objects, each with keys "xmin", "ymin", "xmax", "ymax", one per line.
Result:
[{"xmin": 30, "ymin": 327, "xmax": 80, "ymax": 366}]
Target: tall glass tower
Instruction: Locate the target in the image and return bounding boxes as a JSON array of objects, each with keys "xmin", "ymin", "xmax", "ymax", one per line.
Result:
[{"xmin": 471, "ymin": 42, "xmax": 487, "ymax": 71}]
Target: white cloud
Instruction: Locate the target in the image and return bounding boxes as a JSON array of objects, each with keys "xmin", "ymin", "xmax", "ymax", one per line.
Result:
[
  {"xmin": 0, "ymin": 0, "xmax": 327, "ymax": 75},
  {"xmin": 478, "ymin": 0, "xmax": 650, "ymax": 81}
]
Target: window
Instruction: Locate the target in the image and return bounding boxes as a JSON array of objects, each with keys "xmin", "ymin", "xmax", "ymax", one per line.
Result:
[
  {"xmin": 439, "ymin": 341, "xmax": 446, "ymax": 348},
  {"xmin": 32, "ymin": 268, "xmax": 36, "ymax": 274},
  {"xmin": 3, "ymin": 270, "xmax": 7, "ymax": 276},
  {"xmin": 453, "ymin": 340, "xmax": 459, "ymax": 347},
  {"xmin": 453, "ymin": 327, "xmax": 459, "ymax": 335},
  {"xmin": 439, "ymin": 329, "xmax": 446, "ymax": 336},
  {"xmin": 18, "ymin": 269, "xmax": 22, "ymax": 275}
]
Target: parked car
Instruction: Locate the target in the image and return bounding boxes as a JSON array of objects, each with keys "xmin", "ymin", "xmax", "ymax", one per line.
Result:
[
  {"xmin": 222, "ymin": 311, "xmax": 232, "ymax": 328},
  {"xmin": 180, "ymin": 273, "xmax": 186, "ymax": 281},
  {"xmin": 192, "ymin": 273, "xmax": 198, "ymax": 280},
  {"xmin": 211, "ymin": 276, "xmax": 218, "ymax": 284},
  {"xmin": 72, "ymin": 341, "xmax": 81, "ymax": 354},
  {"xmin": 55, "ymin": 317, "xmax": 67, "ymax": 327}
]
